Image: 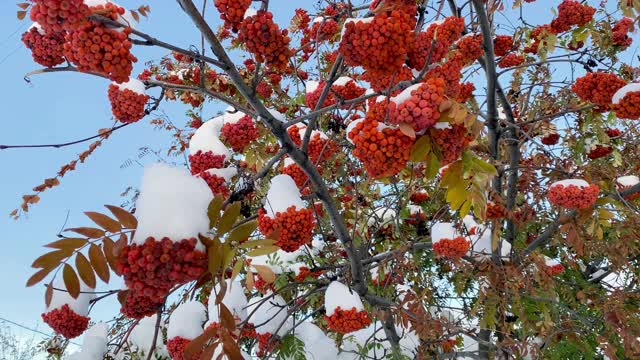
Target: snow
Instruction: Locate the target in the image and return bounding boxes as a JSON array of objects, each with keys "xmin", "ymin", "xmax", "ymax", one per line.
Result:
[
  {"xmin": 391, "ymin": 83, "xmax": 422, "ymax": 105},
  {"xmin": 283, "ymin": 157, "xmax": 295, "ymax": 167},
  {"xmin": 129, "ymin": 315, "xmax": 168, "ymax": 356},
  {"xmin": 46, "ymin": 277, "xmax": 95, "ymax": 316},
  {"xmin": 367, "ymin": 207, "xmax": 397, "ymax": 226},
  {"xmin": 244, "ymin": 8, "xmax": 258, "ymax": 19},
  {"xmin": 222, "ymin": 106, "xmax": 246, "ymax": 125},
  {"xmin": 67, "ymin": 323, "xmax": 108, "ymax": 360},
  {"xmin": 438, "ymin": 164, "xmax": 450, "ymax": 176},
  {"xmin": 248, "ymin": 294, "xmax": 291, "ymax": 335},
  {"xmin": 333, "ymin": 76, "xmax": 355, "ymax": 87},
  {"xmin": 550, "ymin": 179, "xmax": 589, "ymax": 189},
  {"xmin": 434, "ymin": 122, "xmax": 452, "ymax": 129},
  {"xmin": 211, "ymin": 347, "xmax": 252, "ymax": 360},
  {"xmin": 268, "ymin": 108, "xmax": 287, "ymax": 122},
  {"xmin": 249, "ymin": 248, "xmax": 305, "ymax": 274},
  {"xmin": 189, "ymin": 119, "xmax": 232, "ymax": 159},
  {"xmin": 612, "ymin": 83, "xmax": 640, "ymax": 104},
  {"xmin": 369, "ymin": 265, "xmax": 387, "ymax": 280},
  {"xmin": 204, "ymin": 167, "xmax": 237, "ymax": 182},
  {"xmin": 306, "ymin": 80, "xmax": 320, "ymax": 94},
  {"xmin": 325, "ymin": 281, "xmax": 364, "ymax": 316},
  {"xmin": 83, "ymin": 1, "xmax": 138, "ymax": 31},
  {"xmin": 342, "ymin": 322, "xmax": 416, "ymax": 358},
  {"xmin": 288, "ymin": 262, "xmax": 308, "ymax": 276},
  {"xmin": 407, "ymin": 204, "xmax": 423, "ymax": 215},
  {"xmin": 113, "ymin": 78, "xmax": 146, "ymax": 95},
  {"xmin": 295, "ymin": 322, "xmax": 339, "ymax": 360},
  {"xmin": 209, "ymin": 279, "xmax": 248, "ymax": 322},
  {"xmin": 544, "ymin": 256, "xmax": 560, "ymax": 267},
  {"xmin": 468, "ymin": 229, "xmax": 512, "ymax": 258},
  {"xmin": 133, "ymin": 164, "xmax": 213, "ymax": 251},
  {"xmin": 167, "ymin": 301, "xmax": 206, "ymax": 340},
  {"xmin": 264, "ymin": 175, "xmax": 305, "ymax": 217},
  {"xmin": 431, "ymin": 222, "xmax": 459, "ymax": 242},
  {"xmin": 589, "ymin": 269, "xmax": 607, "ymax": 281},
  {"xmin": 29, "ymin": 22, "xmax": 45, "ymax": 35},
  {"xmin": 617, "ymin": 175, "xmax": 639, "ymax": 187}
]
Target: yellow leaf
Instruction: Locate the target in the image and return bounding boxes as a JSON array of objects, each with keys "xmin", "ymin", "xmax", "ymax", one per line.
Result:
[
  {"xmin": 218, "ymin": 202, "xmax": 241, "ymax": 235},
  {"xmin": 246, "ymin": 246, "xmax": 279, "ymax": 257}
]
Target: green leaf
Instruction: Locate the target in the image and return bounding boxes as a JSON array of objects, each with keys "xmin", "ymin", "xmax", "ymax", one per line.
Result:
[
  {"xmin": 239, "ymin": 238, "xmax": 275, "ymax": 249},
  {"xmin": 246, "ymin": 245, "xmax": 280, "ymax": 257},
  {"xmin": 208, "ymin": 196, "xmax": 224, "ymax": 229},
  {"xmin": 227, "ymin": 220, "xmax": 257, "ymax": 243},
  {"xmin": 217, "ymin": 202, "xmax": 241, "ymax": 235},
  {"xmin": 410, "ymin": 135, "xmax": 432, "ymax": 162}
]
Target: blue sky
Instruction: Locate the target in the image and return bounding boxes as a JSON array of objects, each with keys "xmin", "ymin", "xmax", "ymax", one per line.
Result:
[{"xmin": 0, "ymin": 0, "xmax": 629, "ymax": 347}]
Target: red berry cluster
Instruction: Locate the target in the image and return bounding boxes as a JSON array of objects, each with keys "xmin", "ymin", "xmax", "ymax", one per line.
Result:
[
  {"xmin": 433, "ymin": 237, "xmax": 471, "ymax": 259},
  {"xmin": 214, "ymin": 0, "xmax": 251, "ymax": 33},
  {"xmin": 407, "ymin": 17, "xmax": 464, "ymax": 70},
  {"xmin": 325, "ymin": 307, "xmax": 371, "ymax": 334},
  {"xmin": 64, "ymin": 22, "xmax": 137, "ymax": 83},
  {"xmin": 256, "ymin": 332, "xmax": 281, "ymax": 357},
  {"xmin": 548, "ymin": 183, "xmax": 600, "ymax": 209},
  {"xmin": 281, "ymin": 163, "xmax": 309, "ymax": 189},
  {"xmin": 606, "ymin": 128, "xmax": 622, "ymax": 138},
  {"xmin": 544, "ymin": 264, "xmax": 565, "ymax": 276},
  {"xmin": 41, "ymin": 304, "xmax": 89, "ymax": 339},
  {"xmin": 424, "ymin": 54, "xmax": 466, "ymax": 99},
  {"xmin": 189, "ymin": 150, "xmax": 226, "ymax": 175},
  {"xmin": 456, "ymin": 82, "xmax": 475, "ymax": 103},
  {"xmin": 541, "ymin": 132, "xmax": 560, "ymax": 145},
  {"xmin": 524, "ymin": 25, "xmax": 554, "ymax": 54},
  {"xmin": 306, "ymin": 81, "xmax": 338, "ymax": 110},
  {"xmin": 303, "ymin": 18, "xmax": 340, "ymax": 46},
  {"xmin": 21, "ymin": 27, "xmax": 66, "ymax": 67},
  {"xmin": 571, "ymin": 71, "xmax": 626, "ymax": 108},
  {"xmin": 238, "ymin": 11, "xmax": 292, "ymax": 71},
  {"xmin": 550, "ymin": 0, "xmax": 595, "ymax": 33},
  {"xmin": 107, "ymin": 84, "xmax": 148, "ymax": 123},
  {"xmin": 294, "ymin": 266, "xmax": 322, "ymax": 282},
  {"xmin": 121, "ymin": 290, "xmax": 165, "ymax": 319},
  {"xmin": 199, "ymin": 171, "xmax": 229, "ymax": 197},
  {"xmin": 220, "ymin": 115, "xmax": 259, "ymax": 152},
  {"xmin": 493, "ymin": 35, "xmax": 514, "ymax": 57},
  {"xmin": 361, "ymin": 66, "xmax": 413, "ymax": 94},
  {"xmin": 486, "ymin": 202, "xmax": 507, "ymax": 219},
  {"xmin": 587, "ymin": 145, "xmax": 613, "ymax": 160},
  {"xmin": 390, "ymin": 78, "xmax": 447, "ymax": 132},
  {"xmin": 456, "ymin": 34, "xmax": 484, "ymax": 65},
  {"xmin": 288, "ymin": 127, "xmax": 338, "ymax": 164},
  {"xmin": 167, "ymin": 336, "xmax": 201, "ymax": 360},
  {"xmin": 29, "ymin": 0, "xmax": 90, "ymax": 34},
  {"xmin": 339, "ymin": 10, "xmax": 415, "ymax": 75},
  {"xmin": 410, "ymin": 191, "xmax": 429, "ymax": 204},
  {"xmin": 256, "ymin": 82, "xmax": 273, "ymax": 99},
  {"xmin": 613, "ymin": 91, "xmax": 640, "ymax": 120},
  {"xmin": 257, "ymin": 206, "xmax": 316, "ymax": 252},
  {"xmin": 498, "ymin": 53, "xmax": 525, "ymax": 68},
  {"xmin": 348, "ymin": 115, "xmax": 414, "ymax": 178},
  {"xmin": 253, "ymin": 272, "xmax": 274, "ymax": 294},
  {"xmin": 612, "ymin": 18, "xmax": 634, "ymax": 47},
  {"xmin": 117, "ymin": 237, "xmax": 207, "ymax": 318},
  {"xmin": 430, "ymin": 124, "xmax": 473, "ymax": 165},
  {"xmin": 333, "ymin": 79, "xmax": 366, "ymax": 104}
]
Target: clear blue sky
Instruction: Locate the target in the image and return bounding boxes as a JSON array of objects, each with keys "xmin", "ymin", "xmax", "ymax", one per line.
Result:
[{"xmin": 0, "ymin": 0, "xmax": 628, "ymax": 345}]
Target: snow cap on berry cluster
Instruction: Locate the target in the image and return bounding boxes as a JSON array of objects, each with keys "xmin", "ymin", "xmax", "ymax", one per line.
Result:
[
  {"xmin": 84, "ymin": 0, "xmax": 137, "ymax": 30},
  {"xmin": 167, "ymin": 301, "xmax": 206, "ymax": 340},
  {"xmin": 544, "ymin": 256, "xmax": 561, "ymax": 267},
  {"xmin": 617, "ymin": 175, "xmax": 639, "ymax": 187},
  {"xmin": 249, "ymin": 248, "xmax": 305, "ymax": 274},
  {"xmin": 29, "ymin": 22, "xmax": 45, "ymax": 35},
  {"xmin": 133, "ymin": 164, "xmax": 213, "ymax": 248},
  {"xmin": 461, "ymin": 216, "xmax": 512, "ymax": 258},
  {"xmin": 129, "ymin": 315, "xmax": 168, "ymax": 356},
  {"xmin": 248, "ymin": 294, "xmax": 291, "ymax": 335},
  {"xmin": 208, "ymin": 279, "xmax": 248, "ymax": 322},
  {"xmin": 306, "ymin": 80, "xmax": 320, "ymax": 94},
  {"xmin": 67, "ymin": 323, "xmax": 109, "ymax": 360},
  {"xmin": 431, "ymin": 222, "xmax": 461, "ymax": 243},
  {"xmin": 294, "ymin": 322, "xmax": 339, "ymax": 359},
  {"xmin": 612, "ymin": 83, "xmax": 640, "ymax": 104},
  {"xmin": 325, "ymin": 281, "xmax": 364, "ymax": 316},
  {"xmin": 367, "ymin": 207, "xmax": 397, "ymax": 226},
  {"xmin": 204, "ymin": 167, "xmax": 238, "ymax": 182},
  {"xmin": 189, "ymin": 118, "xmax": 232, "ymax": 160},
  {"xmin": 549, "ymin": 179, "xmax": 589, "ymax": 189},
  {"xmin": 112, "ymin": 78, "xmax": 146, "ymax": 95},
  {"xmin": 264, "ymin": 174, "xmax": 305, "ymax": 217},
  {"xmin": 46, "ymin": 277, "xmax": 95, "ymax": 316}
]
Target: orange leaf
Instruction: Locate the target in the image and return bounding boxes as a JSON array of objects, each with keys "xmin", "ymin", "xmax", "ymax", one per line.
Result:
[
  {"xmin": 32, "ymin": 249, "xmax": 72, "ymax": 270},
  {"xmin": 45, "ymin": 238, "xmax": 87, "ymax": 250},
  {"xmin": 85, "ymin": 211, "xmax": 121, "ymax": 233},
  {"xmin": 66, "ymin": 227, "xmax": 105, "ymax": 239},
  {"xmin": 220, "ymin": 330, "xmax": 243, "ymax": 360},
  {"xmin": 102, "ymin": 237, "xmax": 119, "ymax": 272},
  {"xmin": 219, "ymin": 303, "xmax": 236, "ymax": 331},
  {"xmin": 89, "ymin": 244, "xmax": 110, "ymax": 283},
  {"xmin": 26, "ymin": 268, "xmax": 53, "ymax": 287},
  {"xmin": 17, "ymin": 10, "xmax": 26, "ymax": 20},
  {"xmin": 45, "ymin": 282, "xmax": 53, "ymax": 308},
  {"xmin": 63, "ymin": 264, "xmax": 80, "ymax": 299},
  {"xmin": 75, "ymin": 253, "xmax": 96, "ymax": 289},
  {"xmin": 104, "ymin": 205, "xmax": 138, "ymax": 229},
  {"xmin": 17, "ymin": 3, "xmax": 30, "ymax": 10},
  {"xmin": 399, "ymin": 122, "xmax": 416, "ymax": 139},
  {"xmin": 184, "ymin": 325, "xmax": 217, "ymax": 358},
  {"xmin": 245, "ymin": 269, "xmax": 254, "ymax": 292},
  {"xmin": 252, "ymin": 264, "xmax": 275, "ymax": 284}
]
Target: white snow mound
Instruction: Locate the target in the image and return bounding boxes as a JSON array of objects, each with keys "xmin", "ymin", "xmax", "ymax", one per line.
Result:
[
  {"xmin": 612, "ymin": 83, "xmax": 640, "ymax": 104},
  {"xmin": 113, "ymin": 78, "xmax": 146, "ymax": 95},
  {"xmin": 168, "ymin": 301, "xmax": 206, "ymax": 340},
  {"xmin": 550, "ymin": 179, "xmax": 589, "ymax": 189},
  {"xmin": 325, "ymin": 281, "xmax": 364, "ymax": 316},
  {"xmin": 46, "ymin": 277, "xmax": 95, "ymax": 316},
  {"xmin": 265, "ymin": 174, "xmax": 305, "ymax": 217}
]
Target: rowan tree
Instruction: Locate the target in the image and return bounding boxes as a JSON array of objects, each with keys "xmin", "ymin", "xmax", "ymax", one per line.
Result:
[{"xmin": 9, "ymin": 0, "xmax": 640, "ymax": 359}]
